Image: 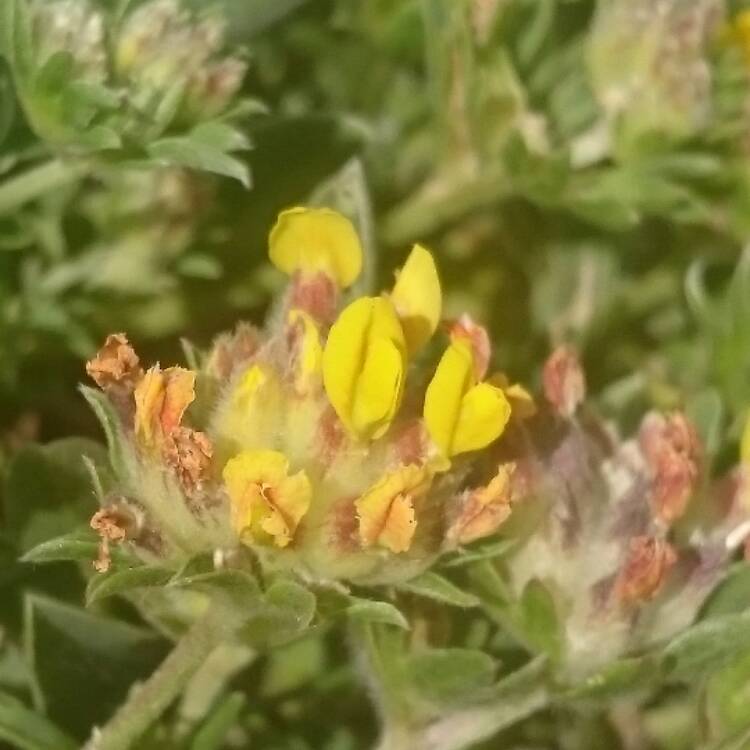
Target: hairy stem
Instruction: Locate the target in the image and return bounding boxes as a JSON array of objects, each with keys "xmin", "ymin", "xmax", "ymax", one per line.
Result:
[
  {"xmin": 0, "ymin": 158, "xmax": 86, "ymax": 215},
  {"xmin": 85, "ymin": 606, "xmax": 237, "ymax": 750}
]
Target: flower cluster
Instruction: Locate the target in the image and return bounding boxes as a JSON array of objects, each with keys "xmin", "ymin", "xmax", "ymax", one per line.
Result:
[{"xmin": 86, "ymin": 207, "xmax": 532, "ymax": 584}]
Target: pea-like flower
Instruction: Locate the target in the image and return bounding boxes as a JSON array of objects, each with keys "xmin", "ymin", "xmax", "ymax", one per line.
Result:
[{"xmin": 85, "ymin": 206, "xmax": 525, "ymax": 584}]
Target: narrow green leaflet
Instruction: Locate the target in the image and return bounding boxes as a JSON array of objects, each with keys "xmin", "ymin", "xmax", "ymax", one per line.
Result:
[
  {"xmin": 189, "ymin": 692, "xmax": 246, "ymax": 750},
  {"xmin": 663, "ymin": 611, "xmax": 750, "ymax": 682},
  {"xmin": 346, "ymin": 599, "xmax": 409, "ymax": 630},
  {"xmin": 85, "ymin": 565, "xmax": 174, "ymax": 606},
  {"xmin": 397, "ymin": 572, "xmax": 480, "ymax": 608},
  {"xmin": 24, "ymin": 594, "xmax": 167, "ymax": 739},
  {"xmin": 406, "ymin": 648, "xmax": 497, "ymax": 707},
  {"xmin": 0, "ymin": 691, "xmax": 77, "ymax": 750},
  {"xmin": 21, "ymin": 528, "xmax": 99, "ymax": 565},
  {"xmin": 147, "ymin": 136, "xmax": 251, "ymax": 187}
]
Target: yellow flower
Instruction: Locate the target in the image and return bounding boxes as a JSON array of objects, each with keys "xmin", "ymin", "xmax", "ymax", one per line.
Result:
[
  {"xmin": 288, "ymin": 309, "xmax": 323, "ymax": 394},
  {"xmin": 356, "ymin": 464, "xmax": 432, "ymax": 553},
  {"xmin": 390, "ymin": 244, "xmax": 442, "ymax": 356},
  {"xmin": 489, "ymin": 374, "xmax": 537, "ymax": 420},
  {"xmin": 323, "ymin": 296, "xmax": 406, "ymax": 440},
  {"xmin": 134, "ymin": 365, "xmax": 196, "ymax": 448},
  {"xmin": 269, "ymin": 207, "xmax": 363, "ymax": 288},
  {"xmin": 424, "ymin": 338, "xmax": 511, "ymax": 458},
  {"xmin": 223, "ymin": 449, "xmax": 311, "ymax": 548}
]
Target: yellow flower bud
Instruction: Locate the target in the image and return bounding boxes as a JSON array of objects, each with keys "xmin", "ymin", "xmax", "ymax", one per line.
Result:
[
  {"xmin": 223, "ymin": 449, "xmax": 311, "ymax": 548},
  {"xmin": 288, "ymin": 309, "xmax": 323, "ymax": 395},
  {"xmin": 356, "ymin": 464, "xmax": 432, "ymax": 553},
  {"xmin": 323, "ymin": 296, "xmax": 406, "ymax": 440},
  {"xmin": 390, "ymin": 244, "xmax": 442, "ymax": 356},
  {"xmin": 424, "ymin": 339, "xmax": 511, "ymax": 458},
  {"xmin": 269, "ymin": 207, "xmax": 363, "ymax": 288}
]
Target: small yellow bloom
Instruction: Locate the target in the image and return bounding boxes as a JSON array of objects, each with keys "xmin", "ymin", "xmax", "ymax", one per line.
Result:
[
  {"xmin": 390, "ymin": 244, "xmax": 442, "ymax": 356},
  {"xmin": 134, "ymin": 366, "xmax": 195, "ymax": 447},
  {"xmin": 424, "ymin": 339, "xmax": 511, "ymax": 458},
  {"xmin": 323, "ymin": 296, "xmax": 406, "ymax": 440},
  {"xmin": 223, "ymin": 449, "xmax": 311, "ymax": 548},
  {"xmin": 447, "ymin": 463, "xmax": 516, "ymax": 545},
  {"xmin": 489, "ymin": 374, "xmax": 537, "ymax": 420},
  {"xmin": 356, "ymin": 464, "xmax": 431, "ymax": 553},
  {"xmin": 269, "ymin": 207, "xmax": 363, "ymax": 288},
  {"xmin": 288, "ymin": 309, "xmax": 323, "ymax": 394},
  {"xmin": 741, "ymin": 409, "xmax": 750, "ymax": 465}
]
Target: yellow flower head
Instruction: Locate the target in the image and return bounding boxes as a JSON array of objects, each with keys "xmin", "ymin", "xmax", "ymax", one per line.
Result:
[
  {"xmin": 269, "ymin": 207, "xmax": 363, "ymax": 288},
  {"xmin": 323, "ymin": 296, "xmax": 407, "ymax": 440},
  {"xmin": 134, "ymin": 365, "xmax": 196, "ymax": 448},
  {"xmin": 356, "ymin": 464, "xmax": 432, "ymax": 553},
  {"xmin": 424, "ymin": 338, "xmax": 511, "ymax": 458},
  {"xmin": 390, "ymin": 244, "xmax": 442, "ymax": 356},
  {"xmin": 223, "ymin": 449, "xmax": 311, "ymax": 548}
]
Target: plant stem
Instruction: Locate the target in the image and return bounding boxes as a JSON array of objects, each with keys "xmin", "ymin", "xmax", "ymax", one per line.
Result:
[
  {"xmin": 0, "ymin": 158, "xmax": 86, "ymax": 216},
  {"xmin": 85, "ymin": 606, "xmax": 236, "ymax": 750}
]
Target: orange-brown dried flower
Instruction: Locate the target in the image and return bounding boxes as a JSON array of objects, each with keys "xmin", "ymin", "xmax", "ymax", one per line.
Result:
[
  {"xmin": 90, "ymin": 506, "xmax": 132, "ymax": 573},
  {"xmin": 615, "ymin": 535, "xmax": 677, "ymax": 605},
  {"xmin": 86, "ymin": 333, "xmax": 143, "ymax": 392},
  {"xmin": 164, "ymin": 426, "xmax": 214, "ymax": 492},
  {"xmin": 639, "ymin": 412, "xmax": 701, "ymax": 524}
]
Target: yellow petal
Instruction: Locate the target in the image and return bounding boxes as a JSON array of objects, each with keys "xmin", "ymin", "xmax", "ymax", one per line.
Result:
[
  {"xmin": 288, "ymin": 309, "xmax": 323, "ymax": 394},
  {"xmin": 390, "ymin": 244, "xmax": 442, "ymax": 356},
  {"xmin": 356, "ymin": 465, "xmax": 431, "ymax": 553},
  {"xmin": 323, "ymin": 296, "xmax": 406, "ymax": 440},
  {"xmin": 452, "ymin": 382, "xmax": 511, "ymax": 456},
  {"xmin": 134, "ymin": 365, "xmax": 195, "ymax": 448},
  {"xmin": 269, "ymin": 207, "xmax": 363, "ymax": 287},
  {"xmin": 741, "ymin": 409, "xmax": 750, "ymax": 465},
  {"xmin": 423, "ymin": 339, "xmax": 474, "ymax": 456},
  {"xmin": 223, "ymin": 449, "xmax": 311, "ymax": 548}
]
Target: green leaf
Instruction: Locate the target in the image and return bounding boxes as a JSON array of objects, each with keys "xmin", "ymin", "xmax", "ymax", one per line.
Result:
[
  {"xmin": 663, "ymin": 611, "xmax": 750, "ymax": 682},
  {"xmin": 702, "ymin": 565, "xmax": 750, "ymax": 619},
  {"xmin": 191, "ymin": 121, "xmax": 251, "ymax": 152},
  {"xmin": 240, "ymin": 579, "xmax": 316, "ymax": 646},
  {"xmin": 147, "ymin": 137, "xmax": 251, "ymax": 187},
  {"xmin": 397, "ymin": 571, "xmax": 479, "ymax": 608},
  {"xmin": 20, "ymin": 528, "xmax": 99, "ymax": 565},
  {"xmin": 407, "ymin": 648, "xmax": 496, "ymax": 707},
  {"xmin": 707, "ymin": 649, "xmax": 750, "ymax": 736},
  {"xmin": 686, "ymin": 388, "xmax": 724, "ymax": 463},
  {"xmin": 443, "ymin": 538, "xmax": 517, "ymax": 567},
  {"xmin": 518, "ymin": 579, "xmax": 562, "ymax": 659},
  {"xmin": 0, "ymin": 0, "xmax": 34, "ymax": 81},
  {"xmin": 169, "ymin": 569, "xmax": 262, "ymax": 611},
  {"xmin": 0, "ymin": 691, "xmax": 77, "ymax": 750},
  {"xmin": 189, "ymin": 692, "xmax": 246, "ymax": 750},
  {"xmin": 561, "ymin": 655, "xmax": 660, "ymax": 701},
  {"xmin": 3, "ymin": 438, "xmax": 108, "ymax": 554},
  {"xmin": 24, "ymin": 594, "xmax": 167, "ymax": 739},
  {"xmin": 79, "ymin": 385, "xmax": 128, "ymax": 478},
  {"xmin": 346, "ymin": 599, "xmax": 409, "ymax": 630},
  {"xmin": 86, "ymin": 565, "xmax": 173, "ymax": 605}
]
